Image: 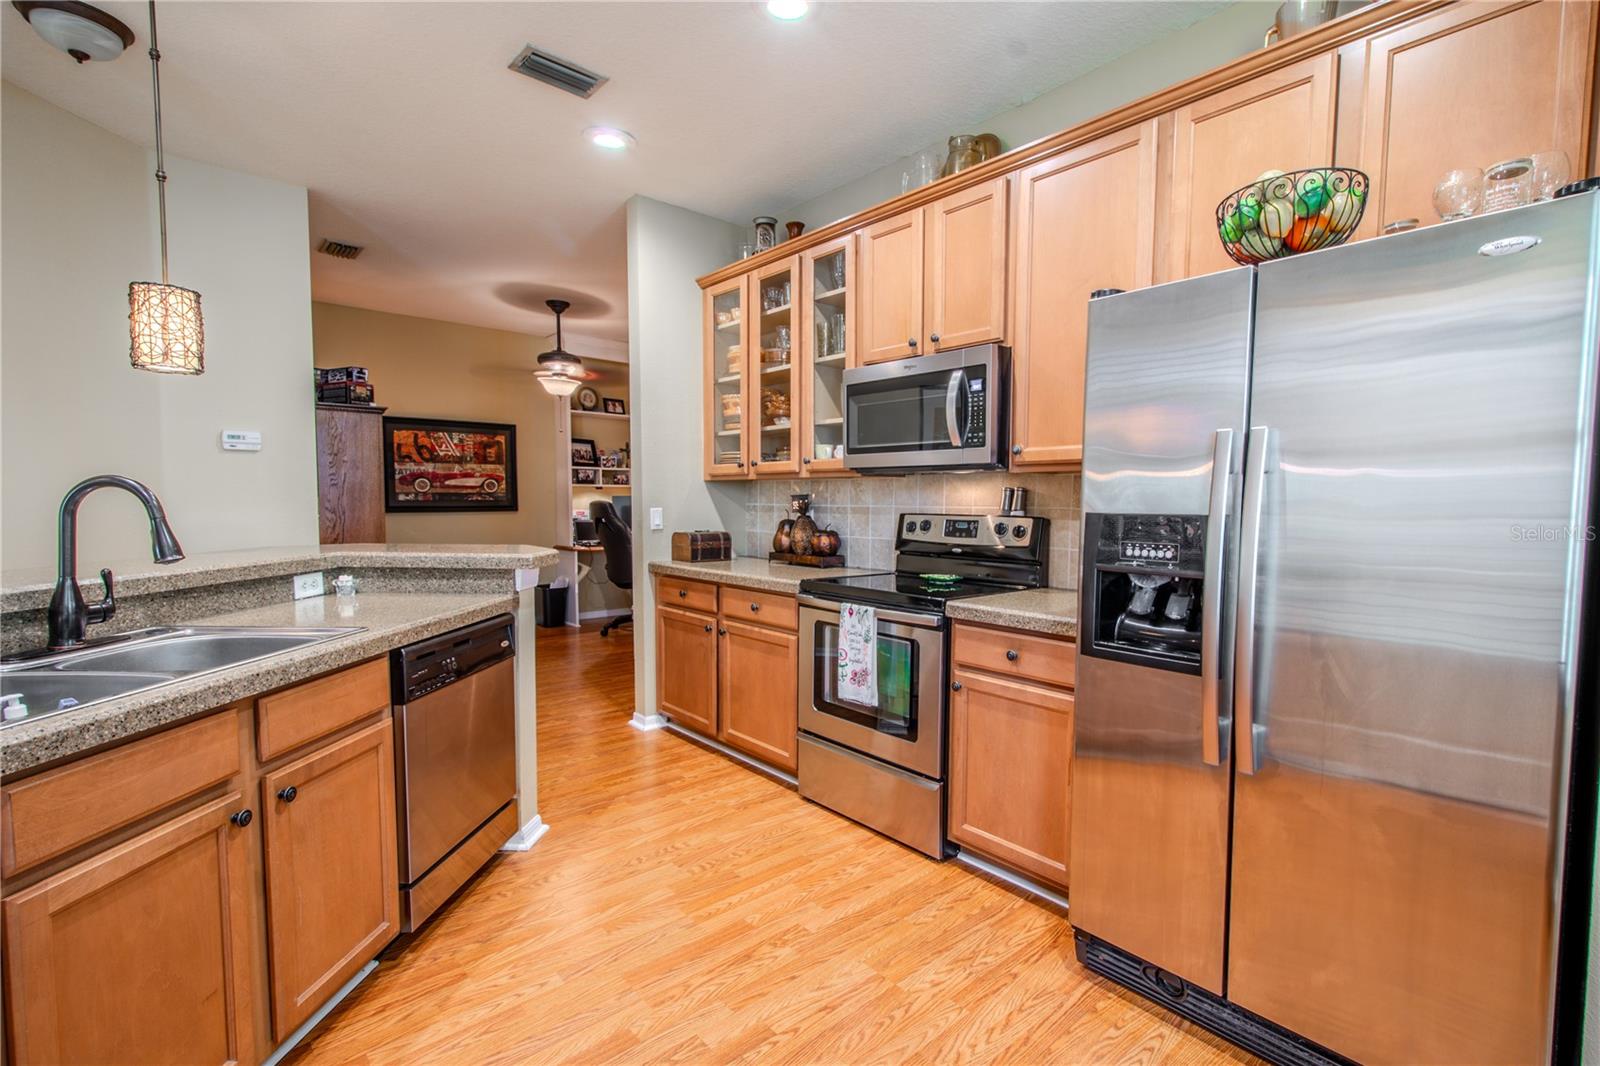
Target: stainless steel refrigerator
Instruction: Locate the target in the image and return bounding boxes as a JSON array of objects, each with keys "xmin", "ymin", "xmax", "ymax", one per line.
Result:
[{"xmin": 1070, "ymin": 191, "xmax": 1600, "ymax": 1065}]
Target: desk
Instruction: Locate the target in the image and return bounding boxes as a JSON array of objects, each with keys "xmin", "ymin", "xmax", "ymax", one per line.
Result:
[{"xmin": 552, "ymin": 545, "xmax": 605, "ymax": 625}]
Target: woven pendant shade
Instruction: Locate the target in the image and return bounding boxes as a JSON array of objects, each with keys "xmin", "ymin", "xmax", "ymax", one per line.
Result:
[{"xmin": 129, "ymin": 281, "xmax": 204, "ymax": 374}]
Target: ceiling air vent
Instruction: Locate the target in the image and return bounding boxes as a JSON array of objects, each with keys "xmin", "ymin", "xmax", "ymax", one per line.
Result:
[
  {"xmin": 508, "ymin": 44, "xmax": 607, "ymax": 99},
  {"xmin": 317, "ymin": 239, "xmax": 363, "ymax": 260}
]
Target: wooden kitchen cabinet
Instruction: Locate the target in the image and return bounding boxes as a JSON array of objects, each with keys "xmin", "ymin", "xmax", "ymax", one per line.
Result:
[
  {"xmin": 949, "ymin": 625, "xmax": 1075, "ymax": 889},
  {"xmin": 750, "ymin": 255, "xmax": 802, "ymax": 477},
  {"xmin": 1163, "ymin": 52, "xmax": 1337, "ymax": 282},
  {"xmin": 704, "ymin": 274, "xmax": 752, "ymax": 479},
  {"xmin": 923, "ymin": 176, "xmax": 1008, "ymax": 352},
  {"xmin": 857, "ymin": 209, "xmax": 925, "ymax": 364},
  {"xmin": 3, "ymin": 793, "xmax": 258, "ymax": 1065},
  {"xmin": 1010, "ymin": 122, "xmax": 1157, "ymax": 469},
  {"xmin": 1344, "ymin": 0, "xmax": 1596, "ymax": 240},
  {"xmin": 260, "ymin": 718, "xmax": 398, "ymax": 1042},
  {"xmin": 799, "ymin": 233, "xmax": 856, "ymax": 475},
  {"xmin": 656, "ymin": 601, "xmax": 719, "ymax": 737},
  {"xmin": 718, "ymin": 617, "xmax": 799, "ymax": 772}
]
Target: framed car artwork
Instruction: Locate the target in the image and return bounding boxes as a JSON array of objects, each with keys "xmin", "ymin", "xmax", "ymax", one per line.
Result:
[{"xmin": 383, "ymin": 416, "xmax": 518, "ymax": 512}]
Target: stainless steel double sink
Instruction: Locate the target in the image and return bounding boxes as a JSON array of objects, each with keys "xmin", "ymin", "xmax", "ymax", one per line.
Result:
[{"xmin": 0, "ymin": 626, "xmax": 364, "ymax": 727}]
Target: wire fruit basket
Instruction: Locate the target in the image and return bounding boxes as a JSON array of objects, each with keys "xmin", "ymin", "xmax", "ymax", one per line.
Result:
[{"xmin": 1217, "ymin": 167, "xmax": 1369, "ymax": 266}]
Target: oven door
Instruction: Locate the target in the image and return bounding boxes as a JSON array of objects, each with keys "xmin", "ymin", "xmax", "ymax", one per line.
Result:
[
  {"xmin": 842, "ymin": 345, "xmax": 1007, "ymax": 471},
  {"xmin": 798, "ymin": 599, "xmax": 946, "ymax": 779}
]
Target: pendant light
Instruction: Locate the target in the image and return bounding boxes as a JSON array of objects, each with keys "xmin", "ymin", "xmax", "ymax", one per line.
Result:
[
  {"xmin": 128, "ymin": 0, "xmax": 204, "ymax": 375},
  {"xmin": 534, "ymin": 299, "xmax": 583, "ymax": 397}
]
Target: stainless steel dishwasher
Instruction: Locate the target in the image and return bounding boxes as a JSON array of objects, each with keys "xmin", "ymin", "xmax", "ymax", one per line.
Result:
[{"xmin": 392, "ymin": 613, "xmax": 517, "ymax": 931}]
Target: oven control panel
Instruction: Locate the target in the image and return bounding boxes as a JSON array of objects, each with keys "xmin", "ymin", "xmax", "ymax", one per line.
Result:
[{"xmin": 898, "ymin": 513, "xmax": 1039, "ymax": 550}]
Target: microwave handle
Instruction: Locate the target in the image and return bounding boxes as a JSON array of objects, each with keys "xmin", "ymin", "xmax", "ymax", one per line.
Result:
[{"xmin": 944, "ymin": 371, "xmax": 963, "ymax": 447}]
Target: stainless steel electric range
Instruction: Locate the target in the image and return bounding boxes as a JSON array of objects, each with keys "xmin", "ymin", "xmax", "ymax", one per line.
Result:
[{"xmin": 796, "ymin": 512, "xmax": 1049, "ymax": 857}]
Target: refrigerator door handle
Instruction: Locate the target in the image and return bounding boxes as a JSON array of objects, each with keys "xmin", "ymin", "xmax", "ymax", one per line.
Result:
[
  {"xmin": 1199, "ymin": 428, "xmax": 1234, "ymax": 767},
  {"xmin": 1234, "ymin": 425, "xmax": 1271, "ymax": 775}
]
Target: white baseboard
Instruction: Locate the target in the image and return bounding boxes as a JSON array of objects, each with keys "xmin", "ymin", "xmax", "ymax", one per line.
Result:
[
  {"xmin": 500, "ymin": 814, "xmax": 549, "ymax": 852},
  {"xmin": 630, "ymin": 711, "xmax": 667, "ymax": 731}
]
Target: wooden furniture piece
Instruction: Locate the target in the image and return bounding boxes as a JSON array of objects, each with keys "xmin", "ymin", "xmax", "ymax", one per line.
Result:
[
  {"xmin": 948, "ymin": 623, "xmax": 1076, "ymax": 890},
  {"xmin": 750, "ymin": 255, "xmax": 803, "ymax": 477},
  {"xmin": 704, "ymin": 275, "xmax": 751, "ymax": 479},
  {"xmin": 1342, "ymin": 0, "xmax": 1598, "ymax": 240},
  {"xmin": 798, "ymin": 234, "xmax": 857, "ymax": 475},
  {"xmin": 1009, "ymin": 121, "xmax": 1157, "ymax": 469},
  {"xmin": 857, "ymin": 209, "xmax": 925, "ymax": 364},
  {"xmin": 656, "ymin": 599, "xmax": 720, "ymax": 736},
  {"xmin": 315, "ymin": 403, "xmax": 387, "ymax": 544},
  {"xmin": 922, "ymin": 177, "xmax": 1009, "ymax": 353},
  {"xmin": 0, "ymin": 658, "xmax": 400, "ymax": 1065}
]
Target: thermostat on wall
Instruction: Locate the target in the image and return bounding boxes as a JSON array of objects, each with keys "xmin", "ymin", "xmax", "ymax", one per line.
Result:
[{"xmin": 220, "ymin": 430, "xmax": 262, "ymax": 452}]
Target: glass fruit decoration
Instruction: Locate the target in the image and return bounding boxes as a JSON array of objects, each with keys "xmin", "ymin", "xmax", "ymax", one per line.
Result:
[{"xmin": 1217, "ymin": 168, "xmax": 1368, "ymax": 266}]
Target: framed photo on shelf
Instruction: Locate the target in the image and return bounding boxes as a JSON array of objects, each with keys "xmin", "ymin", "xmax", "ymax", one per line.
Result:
[
  {"xmin": 612, "ymin": 471, "xmax": 630, "ymax": 486},
  {"xmin": 382, "ymin": 416, "xmax": 517, "ymax": 513},
  {"xmin": 571, "ymin": 438, "xmax": 598, "ymax": 467},
  {"xmin": 572, "ymin": 466, "xmax": 599, "ymax": 486},
  {"xmin": 603, "ymin": 397, "xmax": 626, "ymax": 415}
]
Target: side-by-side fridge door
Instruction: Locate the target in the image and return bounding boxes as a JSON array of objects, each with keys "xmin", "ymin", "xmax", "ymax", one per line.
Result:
[{"xmin": 1070, "ymin": 268, "xmax": 1253, "ymax": 994}]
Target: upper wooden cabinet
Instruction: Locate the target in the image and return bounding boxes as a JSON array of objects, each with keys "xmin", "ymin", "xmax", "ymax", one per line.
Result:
[
  {"xmin": 704, "ymin": 275, "xmax": 751, "ymax": 479},
  {"xmin": 1163, "ymin": 52, "xmax": 1338, "ymax": 282},
  {"xmin": 750, "ymin": 256, "xmax": 803, "ymax": 477},
  {"xmin": 1010, "ymin": 122, "xmax": 1158, "ymax": 469},
  {"xmin": 857, "ymin": 209, "xmax": 925, "ymax": 364},
  {"xmin": 3, "ymin": 794, "xmax": 258, "ymax": 1066},
  {"xmin": 924, "ymin": 177, "xmax": 1009, "ymax": 352},
  {"xmin": 799, "ymin": 234, "xmax": 856, "ymax": 476},
  {"xmin": 1344, "ymin": 0, "xmax": 1597, "ymax": 239}
]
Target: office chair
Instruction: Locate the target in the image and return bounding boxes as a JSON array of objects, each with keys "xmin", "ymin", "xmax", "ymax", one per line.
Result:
[{"xmin": 591, "ymin": 500, "xmax": 633, "ymax": 637}]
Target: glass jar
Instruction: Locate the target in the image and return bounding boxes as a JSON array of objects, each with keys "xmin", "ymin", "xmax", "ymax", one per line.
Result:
[
  {"xmin": 941, "ymin": 135, "xmax": 983, "ymax": 177},
  {"xmin": 1530, "ymin": 150, "xmax": 1571, "ymax": 201},
  {"xmin": 1432, "ymin": 168, "xmax": 1483, "ymax": 222},
  {"xmin": 752, "ymin": 217, "xmax": 777, "ymax": 251},
  {"xmin": 1482, "ymin": 158, "xmax": 1534, "ymax": 213}
]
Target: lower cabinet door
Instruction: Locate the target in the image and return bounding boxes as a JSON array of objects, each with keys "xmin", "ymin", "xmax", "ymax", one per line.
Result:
[
  {"xmin": 261, "ymin": 718, "xmax": 398, "ymax": 1041},
  {"xmin": 2, "ymin": 793, "xmax": 258, "ymax": 1066},
  {"xmin": 717, "ymin": 618, "xmax": 799, "ymax": 772},
  {"xmin": 657, "ymin": 605, "xmax": 719, "ymax": 736},
  {"xmin": 948, "ymin": 668, "xmax": 1074, "ymax": 888}
]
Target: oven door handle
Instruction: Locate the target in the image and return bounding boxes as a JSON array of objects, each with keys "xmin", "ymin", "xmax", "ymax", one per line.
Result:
[
  {"xmin": 945, "ymin": 370, "xmax": 964, "ymax": 447},
  {"xmin": 798, "ymin": 597, "xmax": 945, "ymax": 631}
]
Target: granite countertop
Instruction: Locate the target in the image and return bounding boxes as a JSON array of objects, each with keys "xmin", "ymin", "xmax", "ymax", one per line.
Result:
[
  {"xmin": 0, "ymin": 590, "xmax": 521, "ymax": 776},
  {"xmin": 0, "ymin": 543, "xmax": 558, "ymax": 613},
  {"xmin": 647, "ymin": 557, "xmax": 886, "ymax": 594},
  {"xmin": 945, "ymin": 588, "xmax": 1079, "ymax": 639}
]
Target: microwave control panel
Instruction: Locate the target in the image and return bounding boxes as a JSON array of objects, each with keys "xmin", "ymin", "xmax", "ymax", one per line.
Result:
[{"xmin": 960, "ymin": 377, "xmax": 986, "ymax": 445}]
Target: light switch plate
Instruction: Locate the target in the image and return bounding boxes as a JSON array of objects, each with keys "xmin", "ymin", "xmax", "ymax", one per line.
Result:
[
  {"xmin": 649, "ymin": 507, "xmax": 664, "ymax": 530},
  {"xmin": 292, "ymin": 572, "xmax": 325, "ymax": 600}
]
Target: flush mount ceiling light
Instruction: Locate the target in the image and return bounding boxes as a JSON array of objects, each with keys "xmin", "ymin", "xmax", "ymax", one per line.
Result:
[
  {"xmin": 584, "ymin": 126, "xmax": 635, "ymax": 151},
  {"xmin": 11, "ymin": 1, "xmax": 133, "ymax": 63},
  {"xmin": 128, "ymin": 0, "xmax": 204, "ymax": 375},
  {"xmin": 534, "ymin": 299, "xmax": 584, "ymax": 397},
  {"xmin": 766, "ymin": 0, "xmax": 809, "ymax": 21}
]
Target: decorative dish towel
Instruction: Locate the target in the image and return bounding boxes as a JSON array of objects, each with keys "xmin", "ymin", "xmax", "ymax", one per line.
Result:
[{"xmin": 838, "ymin": 603, "xmax": 878, "ymax": 707}]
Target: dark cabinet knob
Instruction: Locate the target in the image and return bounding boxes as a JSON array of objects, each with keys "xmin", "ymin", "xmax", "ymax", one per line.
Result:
[
  {"xmin": 908, "ymin": 338, "xmax": 918, "ymax": 348},
  {"xmin": 930, "ymin": 333, "xmax": 941, "ymax": 344},
  {"xmin": 802, "ymin": 457, "xmax": 811, "ymax": 464},
  {"xmin": 678, "ymin": 589, "xmax": 688, "ymax": 598},
  {"xmin": 718, "ymin": 628, "xmax": 727, "ymax": 636},
  {"xmin": 277, "ymin": 786, "xmax": 298, "ymax": 803},
  {"xmin": 1012, "ymin": 445, "xmax": 1023, "ymax": 456},
  {"xmin": 703, "ymin": 623, "xmax": 713, "ymax": 633},
  {"xmin": 749, "ymin": 602, "xmax": 760, "ymax": 612},
  {"xmin": 951, "ymin": 680, "xmax": 963, "ymax": 692},
  {"xmin": 752, "ymin": 460, "xmax": 760, "ymax": 467},
  {"xmin": 1006, "ymin": 649, "xmax": 1019, "ymax": 661},
  {"xmin": 230, "ymin": 809, "xmax": 253, "ymax": 828}
]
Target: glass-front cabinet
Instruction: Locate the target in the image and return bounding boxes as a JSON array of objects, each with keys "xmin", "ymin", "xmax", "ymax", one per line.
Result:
[
  {"xmin": 703, "ymin": 275, "xmax": 749, "ymax": 478},
  {"xmin": 751, "ymin": 256, "xmax": 801, "ymax": 477},
  {"xmin": 800, "ymin": 235, "xmax": 856, "ymax": 476}
]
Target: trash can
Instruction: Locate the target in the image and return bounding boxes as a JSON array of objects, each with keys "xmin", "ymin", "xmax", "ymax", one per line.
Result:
[{"xmin": 534, "ymin": 582, "xmax": 569, "ymax": 628}]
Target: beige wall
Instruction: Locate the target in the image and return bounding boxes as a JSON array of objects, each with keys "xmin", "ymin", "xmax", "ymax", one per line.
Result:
[
  {"xmin": 1, "ymin": 83, "xmax": 318, "ymax": 576},
  {"xmin": 310, "ymin": 302, "xmax": 561, "ymax": 548}
]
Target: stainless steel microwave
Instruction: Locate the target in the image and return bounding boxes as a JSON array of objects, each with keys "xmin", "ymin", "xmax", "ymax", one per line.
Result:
[{"xmin": 842, "ymin": 344, "xmax": 1009, "ymax": 472}]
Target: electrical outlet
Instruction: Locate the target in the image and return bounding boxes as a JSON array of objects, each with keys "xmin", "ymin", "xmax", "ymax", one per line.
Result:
[
  {"xmin": 649, "ymin": 507, "xmax": 664, "ymax": 530},
  {"xmin": 292, "ymin": 572, "xmax": 325, "ymax": 600}
]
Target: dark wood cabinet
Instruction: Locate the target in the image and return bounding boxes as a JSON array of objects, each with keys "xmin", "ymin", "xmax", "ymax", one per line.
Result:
[{"xmin": 316, "ymin": 403, "xmax": 387, "ymax": 544}]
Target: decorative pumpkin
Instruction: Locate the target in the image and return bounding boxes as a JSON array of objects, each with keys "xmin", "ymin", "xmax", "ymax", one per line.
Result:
[
  {"xmin": 772, "ymin": 517, "xmax": 795, "ymax": 554},
  {"xmin": 812, "ymin": 528, "xmax": 841, "ymax": 557},
  {"xmin": 789, "ymin": 496, "xmax": 817, "ymax": 556}
]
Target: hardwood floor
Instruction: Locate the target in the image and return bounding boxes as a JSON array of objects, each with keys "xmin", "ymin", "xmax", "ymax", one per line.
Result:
[{"xmin": 286, "ymin": 625, "xmax": 1257, "ymax": 1065}]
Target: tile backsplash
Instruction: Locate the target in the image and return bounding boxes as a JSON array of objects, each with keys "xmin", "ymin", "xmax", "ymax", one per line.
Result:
[{"xmin": 743, "ymin": 472, "xmax": 1082, "ymax": 589}]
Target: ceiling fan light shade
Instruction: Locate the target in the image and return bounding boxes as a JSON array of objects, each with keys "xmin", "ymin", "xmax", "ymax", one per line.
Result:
[
  {"xmin": 534, "ymin": 370, "xmax": 581, "ymax": 397},
  {"xmin": 129, "ymin": 281, "xmax": 205, "ymax": 374},
  {"xmin": 13, "ymin": 1, "xmax": 135, "ymax": 62}
]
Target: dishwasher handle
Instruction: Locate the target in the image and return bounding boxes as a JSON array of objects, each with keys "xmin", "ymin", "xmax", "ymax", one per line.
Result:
[{"xmin": 394, "ymin": 613, "xmax": 516, "ymax": 704}]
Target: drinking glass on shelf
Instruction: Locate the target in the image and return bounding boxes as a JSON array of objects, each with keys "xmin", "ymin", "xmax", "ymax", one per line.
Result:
[
  {"xmin": 815, "ymin": 317, "xmax": 830, "ymax": 360},
  {"xmin": 774, "ymin": 324, "xmax": 791, "ymax": 354},
  {"xmin": 829, "ymin": 256, "xmax": 845, "ymax": 291},
  {"xmin": 1531, "ymin": 150, "xmax": 1571, "ymax": 201},
  {"xmin": 1482, "ymin": 157, "xmax": 1534, "ymax": 212},
  {"xmin": 1433, "ymin": 167, "xmax": 1483, "ymax": 221}
]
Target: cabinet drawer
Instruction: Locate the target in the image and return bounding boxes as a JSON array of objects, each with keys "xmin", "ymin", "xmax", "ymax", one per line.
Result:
[
  {"xmin": 718, "ymin": 587, "xmax": 797, "ymax": 630},
  {"xmin": 1, "ymin": 709, "xmax": 240, "ymax": 879},
  {"xmin": 657, "ymin": 575, "xmax": 718, "ymax": 614},
  {"xmin": 256, "ymin": 657, "xmax": 390, "ymax": 763},
  {"xmin": 952, "ymin": 623, "xmax": 1075, "ymax": 689}
]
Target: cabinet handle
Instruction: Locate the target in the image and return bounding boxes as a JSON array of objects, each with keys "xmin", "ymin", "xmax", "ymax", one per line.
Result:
[
  {"xmin": 678, "ymin": 589, "xmax": 688, "ymax": 598},
  {"xmin": 802, "ymin": 457, "xmax": 811, "ymax": 465},
  {"xmin": 907, "ymin": 338, "xmax": 918, "ymax": 348},
  {"xmin": 230, "ymin": 809, "xmax": 253, "ymax": 828},
  {"xmin": 951, "ymin": 680, "xmax": 963, "ymax": 692},
  {"xmin": 929, "ymin": 333, "xmax": 941, "ymax": 344},
  {"xmin": 703, "ymin": 623, "xmax": 713, "ymax": 633},
  {"xmin": 277, "ymin": 786, "xmax": 298, "ymax": 803},
  {"xmin": 1012, "ymin": 445, "xmax": 1023, "ymax": 456},
  {"xmin": 752, "ymin": 460, "xmax": 760, "ymax": 467},
  {"xmin": 1006, "ymin": 649, "xmax": 1019, "ymax": 661},
  {"xmin": 718, "ymin": 628, "xmax": 727, "ymax": 636},
  {"xmin": 749, "ymin": 602, "xmax": 761, "ymax": 612}
]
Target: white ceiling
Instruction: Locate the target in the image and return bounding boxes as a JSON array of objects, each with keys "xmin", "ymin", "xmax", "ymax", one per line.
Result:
[{"xmin": 3, "ymin": 1, "xmax": 1226, "ymax": 342}]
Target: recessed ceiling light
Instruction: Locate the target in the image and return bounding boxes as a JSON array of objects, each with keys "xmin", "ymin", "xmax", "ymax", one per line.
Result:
[
  {"xmin": 766, "ymin": 0, "xmax": 809, "ymax": 21},
  {"xmin": 584, "ymin": 126, "xmax": 635, "ymax": 151}
]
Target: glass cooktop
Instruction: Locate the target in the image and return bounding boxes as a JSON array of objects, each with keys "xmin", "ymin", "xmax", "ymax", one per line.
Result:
[{"xmin": 800, "ymin": 571, "xmax": 1027, "ymax": 613}]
